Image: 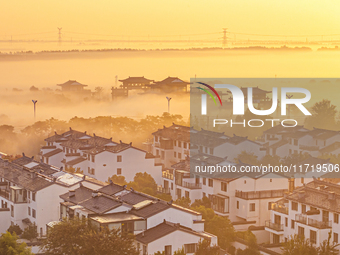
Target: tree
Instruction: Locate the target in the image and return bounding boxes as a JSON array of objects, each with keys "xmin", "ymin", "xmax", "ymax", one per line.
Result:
[
  {"xmin": 154, "ymin": 251, "xmax": 165, "ymax": 255},
  {"xmin": 128, "ymin": 172, "xmax": 157, "ymax": 196},
  {"xmin": 192, "ymin": 206, "xmax": 234, "ymax": 250},
  {"xmin": 234, "ymin": 151, "xmax": 259, "ymax": 165},
  {"xmin": 108, "ymin": 175, "xmax": 127, "ymax": 185},
  {"xmin": 22, "ymin": 223, "xmax": 38, "ymax": 242},
  {"xmin": 65, "ymin": 166, "xmax": 84, "ymax": 174},
  {"xmin": 0, "ymin": 231, "xmax": 34, "ymax": 255},
  {"xmin": 195, "ymin": 239, "xmax": 220, "ymax": 255},
  {"xmin": 174, "ymin": 196, "xmax": 191, "ymax": 208},
  {"xmin": 7, "ymin": 225, "xmax": 23, "ymax": 236},
  {"xmin": 304, "ymin": 99, "xmax": 337, "ymax": 130},
  {"xmin": 43, "ymin": 218, "xmax": 138, "ymax": 255},
  {"xmin": 317, "ymin": 232, "xmax": 339, "ymax": 255},
  {"xmin": 191, "ymin": 196, "xmax": 211, "ymax": 208},
  {"xmin": 174, "ymin": 247, "xmax": 186, "ymax": 255},
  {"xmin": 235, "ymin": 231, "xmax": 260, "ymax": 255},
  {"xmin": 282, "ymin": 152, "xmax": 310, "ymax": 166},
  {"xmin": 260, "ymin": 154, "xmax": 281, "ymax": 165},
  {"xmin": 282, "ymin": 235, "xmax": 317, "ymax": 255}
]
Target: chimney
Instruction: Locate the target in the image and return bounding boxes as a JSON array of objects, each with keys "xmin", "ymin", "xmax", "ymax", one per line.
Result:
[
  {"xmin": 92, "ymin": 190, "xmax": 99, "ymax": 198},
  {"xmin": 288, "ymin": 178, "xmax": 295, "ymax": 192},
  {"xmin": 30, "ymin": 171, "xmax": 37, "ymax": 179},
  {"xmin": 329, "ymin": 191, "xmax": 336, "ymax": 200},
  {"xmin": 69, "ymin": 190, "xmax": 75, "ymax": 197}
]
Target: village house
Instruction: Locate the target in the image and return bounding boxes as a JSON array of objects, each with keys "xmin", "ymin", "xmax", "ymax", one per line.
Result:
[
  {"xmin": 265, "ymin": 179, "xmax": 340, "ymax": 247},
  {"xmin": 147, "ymin": 77, "xmax": 190, "ymax": 93},
  {"xmin": 0, "ymin": 155, "xmax": 104, "ymax": 236},
  {"xmin": 40, "ymin": 128, "xmax": 163, "ymax": 184},
  {"xmin": 55, "ymin": 181, "xmax": 217, "ymax": 255}
]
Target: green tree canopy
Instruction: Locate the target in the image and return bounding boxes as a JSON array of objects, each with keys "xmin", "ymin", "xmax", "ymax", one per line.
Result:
[
  {"xmin": 43, "ymin": 218, "xmax": 138, "ymax": 255},
  {"xmin": 0, "ymin": 231, "xmax": 33, "ymax": 255},
  {"xmin": 304, "ymin": 99, "xmax": 338, "ymax": 130}
]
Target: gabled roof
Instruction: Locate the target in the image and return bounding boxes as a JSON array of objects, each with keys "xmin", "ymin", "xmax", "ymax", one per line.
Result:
[
  {"xmin": 119, "ymin": 76, "xmax": 154, "ymax": 83},
  {"xmin": 98, "ymin": 182, "xmax": 125, "ymax": 195},
  {"xmin": 42, "ymin": 149, "xmax": 63, "ymax": 158},
  {"xmin": 60, "ymin": 185, "xmax": 94, "ymax": 204},
  {"xmin": 151, "ymin": 77, "xmax": 190, "ymax": 86},
  {"xmin": 57, "ymin": 80, "xmax": 88, "ymax": 87},
  {"xmin": 78, "ymin": 195, "xmax": 122, "ymax": 214},
  {"xmin": 320, "ymin": 142, "xmax": 340, "ymax": 154},
  {"xmin": 65, "ymin": 157, "xmax": 87, "ymax": 166},
  {"xmin": 135, "ymin": 220, "xmax": 210, "ymax": 244},
  {"xmin": 131, "ymin": 201, "xmax": 169, "ymax": 218},
  {"xmin": 152, "ymin": 123, "xmax": 190, "ymax": 142}
]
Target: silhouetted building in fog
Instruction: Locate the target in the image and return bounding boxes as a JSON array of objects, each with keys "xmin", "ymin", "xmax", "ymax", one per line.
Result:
[
  {"xmin": 118, "ymin": 76, "xmax": 154, "ymax": 90},
  {"xmin": 147, "ymin": 77, "xmax": 190, "ymax": 93},
  {"xmin": 57, "ymin": 80, "xmax": 92, "ymax": 97}
]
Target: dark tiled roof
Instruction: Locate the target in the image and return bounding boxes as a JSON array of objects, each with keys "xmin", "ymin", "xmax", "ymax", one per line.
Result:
[
  {"xmin": 269, "ymin": 140, "xmax": 289, "ymax": 149},
  {"xmin": 60, "ymin": 185, "xmax": 93, "ymax": 204},
  {"xmin": 98, "ymin": 183, "xmax": 125, "ymax": 196},
  {"xmin": 65, "ymin": 157, "xmax": 86, "ymax": 166},
  {"xmin": 320, "ymin": 142, "xmax": 340, "ymax": 154},
  {"xmin": 57, "ymin": 80, "xmax": 88, "ymax": 87},
  {"xmin": 119, "ymin": 192, "xmax": 155, "ymax": 205},
  {"xmin": 78, "ymin": 195, "xmax": 122, "ymax": 214},
  {"xmin": 135, "ymin": 221, "xmax": 209, "ymax": 244},
  {"xmin": 12, "ymin": 156, "xmax": 59, "ymax": 175},
  {"xmin": 0, "ymin": 160, "xmax": 53, "ymax": 192},
  {"xmin": 152, "ymin": 77, "xmax": 190, "ymax": 86},
  {"xmin": 131, "ymin": 201, "xmax": 169, "ymax": 218},
  {"xmin": 152, "ymin": 124, "xmax": 190, "ymax": 143},
  {"xmin": 42, "ymin": 149, "xmax": 63, "ymax": 158}
]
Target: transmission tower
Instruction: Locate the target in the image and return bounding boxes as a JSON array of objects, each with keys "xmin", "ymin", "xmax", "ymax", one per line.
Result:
[
  {"xmin": 222, "ymin": 28, "xmax": 228, "ymax": 48},
  {"xmin": 57, "ymin": 27, "xmax": 62, "ymax": 45}
]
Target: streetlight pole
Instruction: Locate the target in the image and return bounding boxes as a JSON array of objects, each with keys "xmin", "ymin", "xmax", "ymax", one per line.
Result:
[
  {"xmin": 32, "ymin": 100, "xmax": 37, "ymax": 121},
  {"xmin": 166, "ymin": 97, "xmax": 171, "ymax": 113}
]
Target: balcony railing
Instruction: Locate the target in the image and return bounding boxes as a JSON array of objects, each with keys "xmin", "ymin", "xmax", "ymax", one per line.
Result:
[
  {"xmin": 235, "ymin": 189, "xmax": 288, "ymax": 200},
  {"xmin": 271, "ymin": 203, "xmax": 289, "ymax": 215},
  {"xmin": 162, "ymin": 172, "xmax": 174, "ymax": 180},
  {"xmin": 180, "ymin": 181, "xmax": 202, "ymax": 189},
  {"xmin": 0, "ymin": 189, "xmax": 10, "ymax": 200},
  {"xmin": 295, "ymin": 214, "xmax": 307, "ymax": 225},
  {"xmin": 295, "ymin": 214, "xmax": 332, "ymax": 229},
  {"xmin": 265, "ymin": 220, "xmax": 284, "ymax": 232},
  {"xmin": 157, "ymin": 186, "xmax": 171, "ymax": 195}
]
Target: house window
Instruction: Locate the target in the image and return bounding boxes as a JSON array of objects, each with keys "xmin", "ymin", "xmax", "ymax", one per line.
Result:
[
  {"xmin": 250, "ymin": 203, "xmax": 255, "ymax": 212},
  {"xmin": 285, "ymin": 217, "xmax": 288, "ymax": 227},
  {"xmin": 203, "ymin": 178, "xmax": 206, "ymax": 185},
  {"xmin": 117, "ymin": 155, "xmax": 122, "ymax": 162},
  {"xmin": 28, "ymin": 207, "xmax": 31, "ymax": 216},
  {"xmin": 165, "ymin": 245, "xmax": 172, "ymax": 255},
  {"xmin": 302, "ymin": 204, "xmax": 306, "ymax": 214},
  {"xmin": 11, "ymin": 205, "xmax": 14, "ymax": 217},
  {"xmin": 32, "ymin": 192, "xmax": 36, "ymax": 202},
  {"xmin": 221, "ymin": 182, "xmax": 227, "ymax": 192},
  {"xmin": 291, "ymin": 201, "xmax": 298, "ymax": 211},
  {"xmin": 208, "ymin": 179, "xmax": 213, "ymax": 187},
  {"xmin": 155, "ymin": 136, "xmax": 159, "ymax": 142},
  {"xmin": 171, "ymin": 183, "xmax": 173, "ymax": 190},
  {"xmin": 334, "ymin": 233, "xmax": 339, "ymax": 243},
  {"xmin": 301, "ymin": 177, "xmax": 304, "ymax": 184},
  {"xmin": 91, "ymin": 155, "xmax": 95, "ymax": 162},
  {"xmin": 323, "ymin": 210, "xmax": 329, "ymax": 222},
  {"xmin": 335, "ymin": 213, "xmax": 339, "ymax": 224},
  {"xmin": 174, "ymin": 152, "xmax": 176, "ymax": 158},
  {"xmin": 237, "ymin": 201, "xmax": 239, "ymax": 209},
  {"xmin": 298, "ymin": 226, "xmax": 304, "ymax": 237},
  {"xmin": 291, "ymin": 220, "xmax": 295, "ymax": 229},
  {"xmin": 173, "ymin": 141, "xmax": 176, "ymax": 146},
  {"xmin": 143, "ymin": 245, "xmax": 147, "ymax": 255},
  {"xmin": 244, "ymin": 180, "xmax": 246, "ymax": 184},
  {"xmin": 27, "ymin": 191, "xmax": 30, "ymax": 199},
  {"xmin": 117, "ymin": 168, "xmax": 122, "ymax": 175},
  {"xmin": 310, "ymin": 230, "xmax": 317, "ymax": 244},
  {"xmin": 176, "ymin": 189, "xmax": 181, "ymax": 198},
  {"xmin": 156, "ymin": 150, "xmax": 159, "ymax": 156},
  {"xmin": 185, "ymin": 191, "xmax": 189, "ymax": 198},
  {"xmin": 178, "ymin": 153, "xmax": 182, "ymax": 159},
  {"xmin": 183, "ymin": 143, "xmax": 187, "ymax": 149},
  {"xmin": 209, "ymin": 148, "xmax": 213, "ymax": 155},
  {"xmin": 32, "ymin": 209, "xmax": 36, "ymax": 218},
  {"xmin": 161, "ymin": 151, "xmax": 165, "ymax": 160},
  {"xmin": 178, "ymin": 142, "xmax": 182, "ymax": 148},
  {"xmin": 184, "ymin": 243, "xmax": 196, "ymax": 254}
]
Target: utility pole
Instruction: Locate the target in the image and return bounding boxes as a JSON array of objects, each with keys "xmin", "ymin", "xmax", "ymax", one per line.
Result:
[
  {"xmin": 57, "ymin": 27, "xmax": 62, "ymax": 45},
  {"xmin": 166, "ymin": 97, "xmax": 172, "ymax": 113},
  {"xmin": 32, "ymin": 100, "xmax": 38, "ymax": 121}
]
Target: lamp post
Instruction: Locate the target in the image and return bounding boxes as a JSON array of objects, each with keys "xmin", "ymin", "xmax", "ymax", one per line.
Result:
[
  {"xmin": 32, "ymin": 100, "xmax": 37, "ymax": 121},
  {"xmin": 166, "ymin": 97, "xmax": 171, "ymax": 113}
]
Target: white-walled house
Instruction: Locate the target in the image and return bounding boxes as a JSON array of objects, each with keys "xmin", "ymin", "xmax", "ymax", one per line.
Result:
[
  {"xmin": 40, "ymin": 128, "xmax": 163, "ymax": 184},
  {"xmin": 0, "ymin": 155, "xmax": 104, "ymax": 236},
  {"xmin": 55, "ymin": 181, "xmax": 217, "ymax": 255},
  {"xmin": 265, "ymin": 179, "xmax": 340, "ymax": 246}
]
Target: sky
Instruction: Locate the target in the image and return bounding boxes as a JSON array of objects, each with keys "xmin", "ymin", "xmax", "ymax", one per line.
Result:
[{"xmin": 1, "ymin": 0, "xmax": 340, "ymax": 41}]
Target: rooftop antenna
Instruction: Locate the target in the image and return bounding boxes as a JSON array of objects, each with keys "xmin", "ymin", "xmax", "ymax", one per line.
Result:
[
  {"xmin": 166, "ymin": 97, "xmax": 172, "ymax": 113},
  {"xmin": 57, "ymin": 27, "xmax": 62, "ymax": 45},
  {"xmin": 32, "ymin": 100, "xmax": 38, "ymax": 121}
]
